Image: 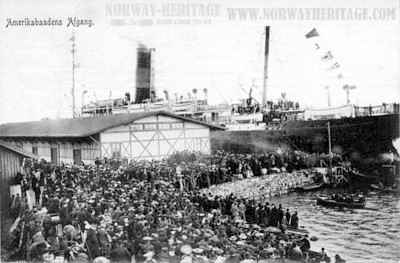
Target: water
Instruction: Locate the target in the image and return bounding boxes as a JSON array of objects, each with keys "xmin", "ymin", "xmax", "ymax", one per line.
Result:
[{"xmin": 269, "ymin": 190, "xmax": 400, "ymax": 263}]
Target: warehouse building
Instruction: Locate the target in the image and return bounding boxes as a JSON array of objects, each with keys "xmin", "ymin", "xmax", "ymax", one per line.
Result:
[
  {"xmin": 0, "ymin": 111, "xmax": 223, "ymax": 164},
  {"xmin": 0, "ymin": 141, "xmax": 36, "ymax": 219}
]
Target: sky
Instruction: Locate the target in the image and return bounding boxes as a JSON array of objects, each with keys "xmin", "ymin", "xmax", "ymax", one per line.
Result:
[{"xmin": 0, "ymin": 0, "xmax": 399, "ymax": 123}]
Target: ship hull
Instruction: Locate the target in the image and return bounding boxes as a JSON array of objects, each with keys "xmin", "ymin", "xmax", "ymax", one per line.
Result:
[{"xmin": 211, "ymin": 113, "xmax": 400, "ymax": 170}]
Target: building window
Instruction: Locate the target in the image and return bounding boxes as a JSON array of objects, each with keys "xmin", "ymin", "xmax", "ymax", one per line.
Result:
[
  {"xmin": 131, "ymin": 124, "xmax": 143, "ymax": 131},
  {"xmin": 50, "ymin": 147, "xmax": 59, "ymax": 164},
  {"xmin": 171, "ymin": 123, "xmax": 183, "ymax": 129},
  {"xmin": 158, "ymin": 123, "xmax": 171, "ymax": 130},
  {"xmin": 111, "ymin": 143, "xmax": 121, "ymax": 159},
  {"xmin": 73, "ymin": 149, "xmax": 82, "ymax": 165},
  {"xmin": 143, "ymin": 123, "xmax": 157, "ymax": 130},
  {"xmin": 32, "ymin": 146, "xmax": 38, "ymax": 155}
]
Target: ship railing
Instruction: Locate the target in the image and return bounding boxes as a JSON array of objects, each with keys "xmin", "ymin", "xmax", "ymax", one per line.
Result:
[
  {"xmin": 354, "ymin": 103, "xmax": 399, "ymax": 117},
  {"xmin": 81, "ymin": 102, "xmax": 172, "ymax": 116}
]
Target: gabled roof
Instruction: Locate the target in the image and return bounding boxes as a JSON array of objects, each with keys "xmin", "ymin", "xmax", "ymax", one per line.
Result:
[
  {"xmin": 0, "ymin": 111, "xmax": 224, "ymax": 138},
  {"xmin": 0, "ymin": 140, "xmax": 36, "ymax": 158}
]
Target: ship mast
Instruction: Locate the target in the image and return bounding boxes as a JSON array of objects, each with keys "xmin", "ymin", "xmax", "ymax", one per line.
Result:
[
  {"xmin": 262, "ymin": 26, "xmax": 270, "ymax": 106},
  {"xmin": 327, "ymin": 121, "xmax": 333, "ymax": 176},
  {"xmin": 70, "ymin": 33, "xmax": 77, "ymax": 118}
]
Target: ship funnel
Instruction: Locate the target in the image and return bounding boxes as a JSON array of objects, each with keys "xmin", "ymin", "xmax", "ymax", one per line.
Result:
[
  {"xmin": 135, "ymin": 44, "xmax": 155, "ymax": 103},
  {"xmin": 262, "ymin": 26, "xmax": 270, "ymax": 106}
]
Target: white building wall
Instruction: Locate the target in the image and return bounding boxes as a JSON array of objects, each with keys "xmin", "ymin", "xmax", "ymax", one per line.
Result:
[{"xmin": 100, "ymin": 116, "xmax": 211, "ymax": 160}]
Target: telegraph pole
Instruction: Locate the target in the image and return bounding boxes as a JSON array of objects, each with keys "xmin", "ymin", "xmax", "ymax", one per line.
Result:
[
  {"xmin": 262, "ymin": 26, "xmax": 270, "ymax": 106},
  {"xmin": 327, "ymin": 121, "xmax": 333, "ymax": 176},
  {"xmin": 343, "ymin": 84, "xmax": 356, "ymax": 105},
  {"xmin": 325, "ymin": 86, "xmax": 331, "ymax": 107},
  {"xmin": 71, "ymin": 33, "xmax": 77, "ymax": 118}
]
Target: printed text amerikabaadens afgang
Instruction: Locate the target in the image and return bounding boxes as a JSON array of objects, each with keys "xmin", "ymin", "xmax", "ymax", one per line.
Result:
[{"xmin": 5, "ymin": 17, "xmax": 94, "ymax": 28}]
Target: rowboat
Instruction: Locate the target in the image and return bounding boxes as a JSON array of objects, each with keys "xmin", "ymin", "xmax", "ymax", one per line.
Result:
[
  {"xmin": 295, "ymin": 182, "xmax": 324, "ymax": 192},
  {"xmin": 316, "ymin": 196, "xmax": 366, "ymax": 209},
  {"xmin": 308, "ymin": 250, "xmax": 332, "ymax": 263},
  {"xmin": 370, "ymin": 184, "xmax": 399, "ymax": 194},
  {"xmin": 351, "ymin": 170, "xmax": 379, "ymax": 183}
]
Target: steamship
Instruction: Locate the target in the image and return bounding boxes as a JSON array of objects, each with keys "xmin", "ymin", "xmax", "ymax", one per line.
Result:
[{"xmin": 80, "ymin": 27, "xmax": 400, "ymax": 160}]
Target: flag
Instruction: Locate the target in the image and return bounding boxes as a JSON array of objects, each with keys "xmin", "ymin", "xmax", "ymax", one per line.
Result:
[
  {"xmin": 305, "ymin": 28, "xmax": 319, "ymax": 38},
  {"xmin": 321, "ymin": 51, "xmax": 334, "ymax": 61},
  {"xmin": 328, "ymin": 62, "xmax": 340, "ymax": 70}
]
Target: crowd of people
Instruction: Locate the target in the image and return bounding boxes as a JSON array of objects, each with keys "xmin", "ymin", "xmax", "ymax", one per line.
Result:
[
  {"xmin": 194, "ymin": 193, "xmax": 299, "ymax": 229},
  {"xmin": 4, "ymin": 151, "xmax": 345, "ymax": 263}
]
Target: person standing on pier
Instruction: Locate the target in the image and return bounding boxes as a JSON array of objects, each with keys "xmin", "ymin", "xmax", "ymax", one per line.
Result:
[
  {"xmin": 277, "ymin": 204, "xmax": 284, "ymax": 226},
  {"xmin": 320, "ymin": 248, "xmax": 329, "ymax": 262},
  {"xmin": 285, "ymin": 209, "xmax": 291, "ymax": 224},
  {"xmin": 270, "ymin": 204, "xmax": 278, "ymax": 227},
  {"xmin": 290, "ymin": 211, "xmax": 299, "ymax": 229}
]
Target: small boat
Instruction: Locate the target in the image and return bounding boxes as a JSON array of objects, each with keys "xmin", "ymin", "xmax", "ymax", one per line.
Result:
[
  {"xmin": 351, "ymin": 170, "xmax": 379, "ymax": 183},
  {"xmin": 295, "ymin": 182, "xmax": 324, "ymax": 192},
  {"xmin": 308, "ymin": 250, "xmax": 332, "ymax": 263},
  {"xmin": 286, "ymin": 226, "xmax": 309, "ymax": 235},
  {"xmin": 316, "ymin": 196, "xmax": 366, "ymax": 209},
  {"xmin": 370, "ymin": 184, "xmax": 399, "ymax": 194}
]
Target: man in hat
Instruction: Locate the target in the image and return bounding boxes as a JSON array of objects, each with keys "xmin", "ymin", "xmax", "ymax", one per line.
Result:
[
  {"xmin": 110, "ymin": 240, "xmax": 131, "ymax": 263},
  {"xmin": 60, "ymin": 200, "xmax": 72, "ymax": 227},
  {"xmin": 277, "ymin": 204, "xmax": 284, "ymax": 227},
  {"xmin": 290, "ymin": 211, "xmax": 299, "ymax": 229},
  {"xmin": 97, "ymin": 225, "xmax": 112, "ymax": 257},
  {"xmin": 83, "ymin": 221, "xmax": 101, "ymax": 259},
  {"xmin": 27, "ymin": 231, "xmax": 48, "ymax": 261},
  {"xmin": 143, "ymin": 251, "xmax": 157, "ymax": 263},
  {"xmin": 180, "ymin": 244, "xmax": 193, "ymax": 263}
]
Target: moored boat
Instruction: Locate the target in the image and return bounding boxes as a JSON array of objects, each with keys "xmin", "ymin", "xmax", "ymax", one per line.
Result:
[
  {"xmin": 316, "ymin": 196, "xmax": 366, "ymax": 209},
  {"xmin": 308, "ymin": 250, "xmax": 332, "ymax": 263},
  {"xmin": 351, "ymin": 170, "xmax": 380, "ymax": 182},
  {"xmin": 370, "ymin": 184, "xmax": 399, "ymax": 194},
  {"xmin": 295, "ymin": 182, "xmax": 324, "ymax": 192}
]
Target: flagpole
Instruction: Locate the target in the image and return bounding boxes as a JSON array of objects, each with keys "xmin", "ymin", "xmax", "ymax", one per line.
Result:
[
  {"xmin": 327, "ymin": 121, "xmax": 332, "ymax": 176},
  {"xmin": 71, "ymin": 33, "xmax": 77, "ymax": 118},
  {"xmin": 325, "ymin": 86, "xmax": 331, "ymax": 107},
  {"xmin": 262, "ymin": 26, "xmax": 270, "ymax": 106}
]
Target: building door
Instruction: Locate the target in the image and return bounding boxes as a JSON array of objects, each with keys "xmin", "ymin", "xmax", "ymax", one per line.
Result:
[
  {"xmin": 50, "ymin": 147, "xmax": 58, "ymax": 164},
  {"xmin": 73, "ymin": 149, "xmax": 82, "ymax": 165}
]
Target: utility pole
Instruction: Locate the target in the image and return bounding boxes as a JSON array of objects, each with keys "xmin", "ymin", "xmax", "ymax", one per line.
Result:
[
  {"xmin": 327, "ymin": 121, "xmax": 333, "ymax": 176},
  {"xmin": 70, "ymin": 33, "xmax": 77, "ymax": 118},
  {"xmin": 262, "ymin": 26, "xmax": 270, "ymax": 106},
  {"xmin": 325, "ymin": 86, "xmax": 331, "ymax": 107},
  {"xmin": 343, "ymin": 84, "xmax": 356, "ymax": 105},
  {"xmin": 81, "ymin": 89, "xmax": 88, "ymax": 113}
]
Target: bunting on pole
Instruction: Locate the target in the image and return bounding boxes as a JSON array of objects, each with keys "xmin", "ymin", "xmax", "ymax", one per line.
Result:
[
  {"xmin": 321, "ymin": 51, "xmax": 334, "ymax": 61},
  {"xmin": 305, "ymin": 28, "xmax": 319, "ymax": 38},
  {"xmin": 328, "ymin": 62, "xmax": 340, "ymax": 70},
  {"xmin": 305, "ymin": 28, "xmax": 347, "ymax": 88}
]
